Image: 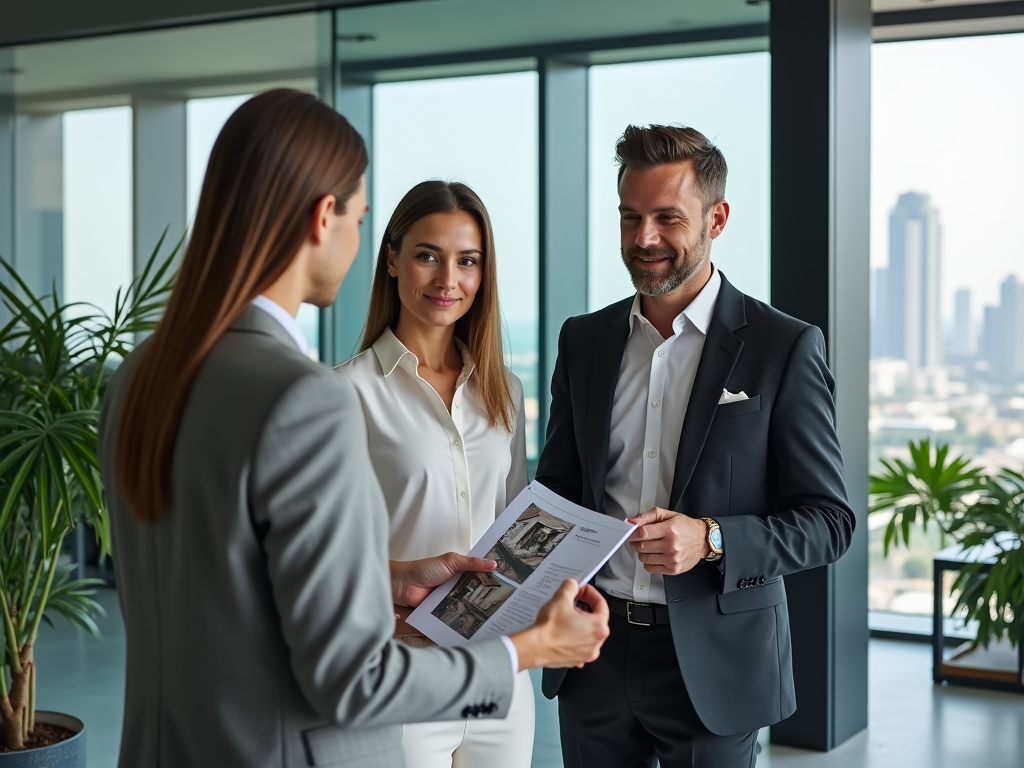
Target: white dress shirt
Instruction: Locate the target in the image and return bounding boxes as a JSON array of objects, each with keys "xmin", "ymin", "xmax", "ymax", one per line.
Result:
[
  {"xmin": 596, "ymin": 267, "xmax": 722, "ymax": 605},
  {"xmin": 251, "ymin": 295, "xmax": 308, "ymax": 353},
  {"xmin": 336, "ymin": 327, "xmax": 527, "ymax": 673},
  {"xmin": 337, "ymin": 327, "xmax": 528, "ymax": 559}
]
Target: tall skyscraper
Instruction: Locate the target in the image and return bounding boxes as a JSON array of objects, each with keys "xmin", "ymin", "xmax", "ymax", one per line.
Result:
[
  {"xmin": 872, "ymin": 192, "xmax": 942, "ymax": 370},
  {"xmin": 979, "ymin": 275, "xmax": 1024, "ymax": 382},
  {"xmin": 1000, "ymin": 275, "xmax": 1024, "ymax": 380},
  {"xmin": 980, "ymin": 304, "xmax": 1002, "ymax": 371},
  {"xmin": 950, "ymin": 287, "xmax": 974, "ymax": 358}
]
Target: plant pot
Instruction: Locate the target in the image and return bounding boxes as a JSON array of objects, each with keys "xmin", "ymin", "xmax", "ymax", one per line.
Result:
[{"xmin": 0, "ymin": 712, "xmax": 85, "ymax": 767}]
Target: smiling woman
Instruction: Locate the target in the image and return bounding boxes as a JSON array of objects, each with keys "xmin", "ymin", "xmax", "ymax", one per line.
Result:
[{"xmin": 337, "ymin": 180, "xmax": 535, "ymax": 768}]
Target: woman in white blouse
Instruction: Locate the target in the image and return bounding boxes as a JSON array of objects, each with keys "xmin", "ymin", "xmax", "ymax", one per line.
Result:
[{"xmin": 335, "ymin": 181, "xmax": 534, "ymax": 768}]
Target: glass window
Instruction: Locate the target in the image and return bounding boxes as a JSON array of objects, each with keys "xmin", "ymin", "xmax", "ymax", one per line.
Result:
[
  {"xmin": 186, "ymin": 93, "xmax": 320, "ymax": 359},
  {"xmin": 63, "ymin": 106, "xmax": 133, "ymax": 319},
  {"xmin": 870, "ymin": 33, "xmax": 1024, "ymax": 625},
  {"xmin": 186, "ymin": 94, "xmax": 251, "ymax": 222},
  {"xmin": 587, "ymin": 53, "xmax": 770, "ymax": 312},
  {"xmin": 373, "ymin": 72, "xmax": 540, "ymax": 456}
]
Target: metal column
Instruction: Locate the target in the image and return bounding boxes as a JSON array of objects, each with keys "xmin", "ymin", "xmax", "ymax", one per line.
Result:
[
  {"xmin": 768, "ymin": 0, "xmax": 871, "ymax": 751},
  {"xmin": 318, "ymin": 9, "xmax": 374, "ymax": 366},
  {"xmin": 133, "ymin": 94, "xmax": 187, "ymax": 275},
  {"xmin": 537, "ymin": 58, "xmax": 589, "ymax": 443}
]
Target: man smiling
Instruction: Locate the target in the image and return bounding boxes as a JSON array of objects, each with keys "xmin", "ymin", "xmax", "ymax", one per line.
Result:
[{"xmin": 536, "ymin": 125, "xmax": 856, "ymax": 768}]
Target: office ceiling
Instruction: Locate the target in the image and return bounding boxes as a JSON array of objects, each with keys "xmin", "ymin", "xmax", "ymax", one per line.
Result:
[
  {"xmin": 6, "ymin": 0, "xmax": 1023, "ymax": 108},
  {"xmin": 9, "ymin": 0, "xmax": 768, "ymax": 107}
]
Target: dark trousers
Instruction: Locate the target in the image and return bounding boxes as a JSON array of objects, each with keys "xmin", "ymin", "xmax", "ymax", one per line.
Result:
[{"xmin": 557, "ymin": 613, "xmax": 758, "ymax": 768}]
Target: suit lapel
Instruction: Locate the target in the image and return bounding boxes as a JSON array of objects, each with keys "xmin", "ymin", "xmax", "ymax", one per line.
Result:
[
  {"xmin": 587, "ymin": 303, "xmax": 631, "ymax": 514},
  {"xmin": 669, "ymin": 275, "xmax": 747, "ymax": 510}
]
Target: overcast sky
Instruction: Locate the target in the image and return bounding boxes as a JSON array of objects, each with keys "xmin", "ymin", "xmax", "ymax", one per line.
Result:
[{"xmin": 872, "ymin": 33, "xmax": 1024, "ymax": 321}]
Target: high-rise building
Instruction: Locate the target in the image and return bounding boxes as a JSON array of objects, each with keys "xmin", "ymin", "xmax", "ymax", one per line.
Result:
[
  {"xmin": 1000, "ymin": 275, "xmax": 1024, "ymax": 379},
  {"xmin": 872, "ymin": 192, "xmax": 942, "ymax": 371},
  {"xmin": 980, "ymin": 304, "xmax": 1003, "ymax": 371},
  {"xmin": 950, "ymin": 287, "xmax": 973, "ymax": 358},
  {"xmin": 979, "ymin": 275, "xmax": 1024, "ymax": 382}
]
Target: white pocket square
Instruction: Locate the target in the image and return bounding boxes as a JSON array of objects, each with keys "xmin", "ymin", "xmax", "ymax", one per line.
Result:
[{"xmin": 718, "ymin": 389, "xmax": 749, "ymax": 404}]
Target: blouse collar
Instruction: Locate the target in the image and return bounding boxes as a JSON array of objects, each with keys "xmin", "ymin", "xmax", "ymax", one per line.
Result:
[{"xmin": 372, "ymin": 326, "xmax": 475, "ymax": 385}]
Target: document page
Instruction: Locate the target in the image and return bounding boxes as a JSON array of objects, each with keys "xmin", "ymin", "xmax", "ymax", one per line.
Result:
[{"xmin": 407, "ymin": 481, "xmax": 636, "ymax": 646}]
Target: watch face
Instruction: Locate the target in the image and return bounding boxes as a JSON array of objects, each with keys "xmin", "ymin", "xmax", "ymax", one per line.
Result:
[{"xmin": 709, "ymin": 527, "xmax": 723, "ymax": 550}]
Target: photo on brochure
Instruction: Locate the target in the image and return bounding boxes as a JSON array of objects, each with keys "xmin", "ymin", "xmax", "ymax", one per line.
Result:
[
  {"xmin": 431, "ymin": 571, "xmax": 517, "ymax": 640},
  {"xmin": 483, "ymin": 504, "xmax": 576, "ymax": 585}
]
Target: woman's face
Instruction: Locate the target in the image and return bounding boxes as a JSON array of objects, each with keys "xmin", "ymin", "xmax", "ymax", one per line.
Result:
[{"xmin": 388, "ymin": 211, "xmax": 484, "ymax": 333}]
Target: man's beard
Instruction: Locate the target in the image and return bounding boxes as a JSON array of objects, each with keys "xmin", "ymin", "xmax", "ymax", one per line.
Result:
[{"xmin": 621, "ymin": 223, "xmax": 709, "ymax": 298}]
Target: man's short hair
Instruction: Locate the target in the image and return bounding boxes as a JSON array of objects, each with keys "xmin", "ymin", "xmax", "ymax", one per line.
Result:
[{"xmin": 615, "ymin": 124, "xmax": 728, "ymax": 211}]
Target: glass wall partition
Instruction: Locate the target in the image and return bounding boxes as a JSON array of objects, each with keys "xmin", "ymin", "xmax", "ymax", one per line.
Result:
[
  {"xmin": 870, "ymin": 32, "xmax": 1024, "ymax": 631},
  {"xmin": 62, "ymin": 106, "xmax": 133, "ymax": 319},
  {"xmin": 373, "ymin": 71, "xmax": 541, "ymax": 457},
  {"xmin": 587, "ymin": 53, "xmax": 770, "ymax": 312},
  {"xmin": 185, "ymin": 92, "xmax": 323, "ymax": 357},
  {"xmin": 5, "ymin": 13, "xmax": 319, "ymax": 346}
]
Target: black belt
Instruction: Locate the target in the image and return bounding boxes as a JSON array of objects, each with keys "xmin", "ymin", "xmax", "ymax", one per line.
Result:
[{"xmin": 599, "ymin": 590, "xmax": 672, "ymax": 627}]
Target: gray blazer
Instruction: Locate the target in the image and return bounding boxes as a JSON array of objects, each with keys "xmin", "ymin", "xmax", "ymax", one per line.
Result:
[{"xmin": 98, "ymin": 307, "xmax": 514, "ymax": 768}]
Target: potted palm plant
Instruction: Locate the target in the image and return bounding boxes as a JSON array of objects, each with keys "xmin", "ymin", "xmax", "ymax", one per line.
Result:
[
  {"xmin": 870, "ymin": 438, "xmax": 1024, "ymax": 655},
  {"xmin": 947, "ymin": 468, "xmax": 1024, "ymax": 651},
  {"xmin": 0, "ymin": 240, "xmax": 175, "ymax": 762}
]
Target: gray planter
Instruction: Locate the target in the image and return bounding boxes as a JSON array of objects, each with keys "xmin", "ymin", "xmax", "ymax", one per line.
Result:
[{"xmin": 0, "ymin": 712, "xmax": 85, "ymax": 768}]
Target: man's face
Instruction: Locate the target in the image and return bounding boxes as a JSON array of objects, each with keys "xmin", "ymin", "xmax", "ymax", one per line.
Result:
[
  {"xmin": 617, "ymin": 161, "xmax": 713, "ymax": 297},
  {"xmin": 307, "ymin": 175, "xmax": 367, "ymax": 307}
]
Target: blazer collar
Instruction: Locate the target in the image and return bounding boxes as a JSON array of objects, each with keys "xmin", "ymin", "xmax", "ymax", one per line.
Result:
[
  {"xmin": 668, "ymin": 271, "xmax": 748, "ymax": 508},
  {"xmin": 711, "ymin": 270, "xmax": 747, "ymax": 333},
  {"xmin": 230, "ymin": 305, "xmax": 301, "ymax": 351}
]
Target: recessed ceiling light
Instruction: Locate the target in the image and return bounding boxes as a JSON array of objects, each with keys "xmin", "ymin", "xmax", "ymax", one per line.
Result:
[
  {"xmin": 670, "ymin": 19, "xmax": 691, "ymax": 27},
  {"xmin": 746, "ymin": 0, "xmax": 769, "ymax": 6},
  {"xmin": 336, "ymin": 34, "xmax": 377, "ymax": 43},
  {"xmin": 3, "ymin": 67, "xmax": 25, "ymax": 75}
]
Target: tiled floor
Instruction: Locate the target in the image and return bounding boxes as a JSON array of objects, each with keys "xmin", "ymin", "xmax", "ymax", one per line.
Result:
[{"xmin": 33, "ymin": 588, "xmax": 1024, "ymax": 767}]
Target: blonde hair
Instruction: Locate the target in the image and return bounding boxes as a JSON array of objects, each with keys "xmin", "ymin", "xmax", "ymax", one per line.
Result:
[{"xmin": 360, "ymin": 181, "xmax": 514, "ymax": 432}]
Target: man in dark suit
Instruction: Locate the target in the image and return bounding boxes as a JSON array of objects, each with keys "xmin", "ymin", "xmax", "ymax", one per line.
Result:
[{"xmin": 536, "ymin": 124, "xmax": 856, "ymax": 768}]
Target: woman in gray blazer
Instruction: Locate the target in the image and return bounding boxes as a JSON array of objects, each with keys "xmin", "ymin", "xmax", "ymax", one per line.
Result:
[{"xmin": 98, "ymin": 89, "xmax": 609, "ymax": 768}]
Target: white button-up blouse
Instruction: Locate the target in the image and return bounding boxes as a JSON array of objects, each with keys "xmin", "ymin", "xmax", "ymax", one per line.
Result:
[{"xmin": 335, "ymin": 327, "xmax": 528, "ymax": 561}]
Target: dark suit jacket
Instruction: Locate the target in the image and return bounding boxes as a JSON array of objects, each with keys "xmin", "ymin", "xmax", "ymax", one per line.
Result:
[{"xmin": 536, "ymin": 272, "xmax": 855, "ymax": 736}]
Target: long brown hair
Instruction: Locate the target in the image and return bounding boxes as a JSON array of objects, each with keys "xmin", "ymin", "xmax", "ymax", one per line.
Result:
[
  {"xmin": 360, "ymin": 181, "xmax": 514, "ymax": 432},
  {"xmin": 116, "ymin": 89, "xmax": 368, "ymax": 522}
]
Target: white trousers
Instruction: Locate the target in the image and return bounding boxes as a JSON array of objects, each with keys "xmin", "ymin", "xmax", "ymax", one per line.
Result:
[{"xmin": 401, "ymin": 669, "xmax": 536, "ymax": 768}]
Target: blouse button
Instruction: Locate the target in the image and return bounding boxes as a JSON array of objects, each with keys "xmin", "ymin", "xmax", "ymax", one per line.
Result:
[
  {"xmin": 658, "ymin": 349, "xmax": 666, "ymax": 358},
  {"xmin": 453, "ymin": 440, "xmax": 460, "ymax": 448},
  {"xmin": 651, "ymin": 399, "xmax": 660, "ymax": 408},
  {"xmin": 460, "ymin": 491, "xmax": 466, "ymax": 498},
  {"xmin": 455, "ymin": 403, "xmax": 460, "ymax": 409},
  {"xmin": 644, "ymin": 501, "xmax": 652, "ymax": 509},
  {"xmin": 648, "ymin": 450, "xmax": 657, "ymax": 459}
]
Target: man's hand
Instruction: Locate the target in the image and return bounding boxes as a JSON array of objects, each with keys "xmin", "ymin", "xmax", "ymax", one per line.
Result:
[
  {"xmin": 391, "ymin": 553, "xmax": 497, "ymax": 608},
  {"xmin": 510, "ymin": 580, "xmax": 610, "ymax": 671},
  {"xmin": 627, "ymin": 508, "xmax": 709, "ymax": 575}
]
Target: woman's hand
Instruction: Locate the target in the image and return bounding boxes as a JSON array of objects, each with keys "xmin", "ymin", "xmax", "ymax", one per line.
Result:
[
  {"xmin": 390, "ymin": 552, "xmax": 498, "ymax": 607},
  {"xmin": 510, "ymin": 580, "xmax": 610, "ymax": 671}
]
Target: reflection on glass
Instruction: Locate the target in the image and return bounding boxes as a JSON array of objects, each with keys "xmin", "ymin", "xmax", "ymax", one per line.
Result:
[
  {"xmin": 587, "ymin": 53, "xmax": 770, "ymax": 311},
  {"xmin": 870, "ymin": 33, "xmax": 1024, "ymax": 618},
  {"xmin": 373, "ymin": 72, "xmax": 540, "ymax": 456},
  {"xmin": 63, "ymin": 107, "xmax": 133, "ymax": 320},
  {"xmin": 186, "ymin": 93, "xmax": 321, "ymax": 360}
]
